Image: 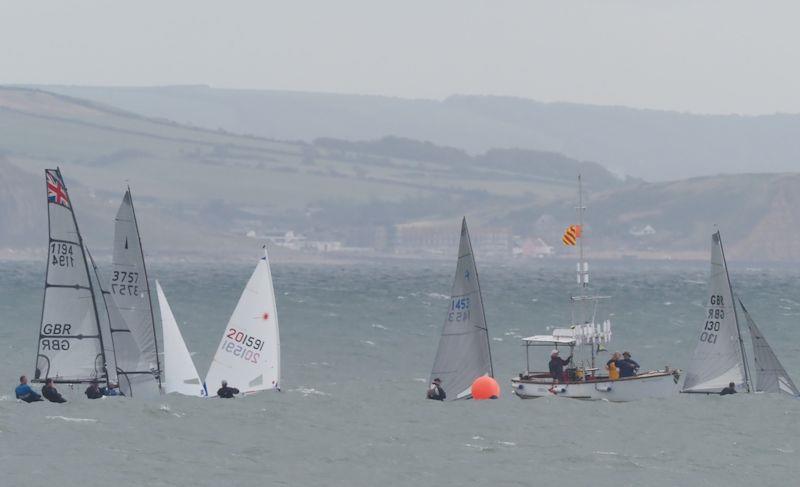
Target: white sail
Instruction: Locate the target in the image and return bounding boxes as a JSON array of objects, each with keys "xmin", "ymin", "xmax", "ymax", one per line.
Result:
[
  {"xmin": 429, "ymin": 218, "xmax": 493, "ymax": 400},
  {"xmin": 35, "ymin": 169, "xmax": 112, "ymax": 385},
  {"xmin": 682, "ymin": 231, "xmax": 748, "ymax": 393},
  {"xmin": 108, "ymin": 189, "xmax": 162, "ymax": 396},
  {"xmin": 157, "ymin": 281, "xmax": 206, "ymax": 397},
  {"xmin": 740, "ymin": 299, "xmax": 799, "ymax": 395},
  {"xmin": 205, "ymin": 249, "xmax": 281, "ymax": 395}
]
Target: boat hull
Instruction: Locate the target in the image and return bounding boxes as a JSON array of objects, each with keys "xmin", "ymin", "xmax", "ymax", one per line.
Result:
[{"xmin": 511, "ymin": 370, "xmax": 680, "ymax": 402}]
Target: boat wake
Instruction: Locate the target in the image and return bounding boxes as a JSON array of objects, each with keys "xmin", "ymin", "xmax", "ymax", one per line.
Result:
[{"xmin": 46, "ymin": 415, "xmax": 97, "ymax": 423}]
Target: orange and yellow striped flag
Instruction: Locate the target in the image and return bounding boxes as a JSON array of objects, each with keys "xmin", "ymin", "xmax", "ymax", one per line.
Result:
[{"xmin": 562, "ymin": 225, "xmax": 582, "ymax": 246}]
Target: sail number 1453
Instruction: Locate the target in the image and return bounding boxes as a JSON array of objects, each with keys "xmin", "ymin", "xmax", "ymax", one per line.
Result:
[{"xmin": 448, "ymin": 297, "xmax": 471, "ymax": 322}]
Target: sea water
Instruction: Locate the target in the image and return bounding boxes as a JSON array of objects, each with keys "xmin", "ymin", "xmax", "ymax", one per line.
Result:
[{"xmin": 1, "ymin": 259, "xmax": 798, "ymax": 486}]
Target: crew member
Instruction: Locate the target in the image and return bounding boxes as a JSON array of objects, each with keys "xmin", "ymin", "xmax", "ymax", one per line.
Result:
[
  {"xmin": 618, "ymin": 351, "xmax": 640, "ymax": 378},
  {"xmin": 427, "ymin": 378, "xmax": 446, "ymax": 401},
  {"xmin": 103, "ymin": 382, "xmax": 124, "ymax": 396},
  {"xmin": 217, "ymin": 380, "xmax": 240, "ymax": 398},
  {"xmin": 549, "ymin": 350, "xmax": 573, "ymax": 382},
  {"xmin": 15, "ymin": 375, "xmax": 43, "ymax": 403},
  {"xmin": 606, "ymin": 351, "xmax": 622, "ymax": 380},
  {"xmin": 720, "ymin": 382, "xmax": 737, "ymax": 395},
  {"xmin": 85, "ymin": 380, "xmax": 104, "ymax": 399},
  {"xmin": 42, "ymin": 378, "xmax": 66, "ymax": 403}
]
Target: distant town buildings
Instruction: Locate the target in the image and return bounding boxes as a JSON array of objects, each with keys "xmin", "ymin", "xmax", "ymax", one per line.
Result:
[{"xmin": 245, "ymin": 222, "xmax": 556, "ymax": 259}]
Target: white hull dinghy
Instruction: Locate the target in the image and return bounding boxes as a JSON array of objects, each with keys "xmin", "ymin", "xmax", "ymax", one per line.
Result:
[{"xmin": 205, "ymin": 247, "xmax": 281, "ymax": 396}]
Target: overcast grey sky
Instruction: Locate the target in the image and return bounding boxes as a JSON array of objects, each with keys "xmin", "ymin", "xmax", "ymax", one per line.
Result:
[{"xmin": 2, "ymin": 1, "xmax": 797, "ymax": 115}]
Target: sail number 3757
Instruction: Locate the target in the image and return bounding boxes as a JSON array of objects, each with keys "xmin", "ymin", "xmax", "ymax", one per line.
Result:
[{"xmin": 111, "ymin": 271, "xmax": 140, "ymax": 296}]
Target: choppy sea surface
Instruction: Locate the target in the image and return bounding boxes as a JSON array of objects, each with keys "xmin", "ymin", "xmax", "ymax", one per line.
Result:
[{"xmin": 1, "ymin": 258, "xmax": 799, "ymax": 487}]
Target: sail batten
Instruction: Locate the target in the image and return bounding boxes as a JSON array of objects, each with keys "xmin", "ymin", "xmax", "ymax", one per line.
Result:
[
  {"xmin": 429, "ymin": 218, "xmax": 493, "ymax": 401},
  {"xmin": 682, "ymin": 231, "xmax": 747, "ymax": 393},
  {"xmin": 35, "ymin": 169, "xmax": 110, "ymax": 385},
  {"xmin": 205, "ymin": 249, "xmax": 281, "ymax": 395},
  {"xmin": 740, "ymin": 299, "xmax": 799, "ymax": 395}
]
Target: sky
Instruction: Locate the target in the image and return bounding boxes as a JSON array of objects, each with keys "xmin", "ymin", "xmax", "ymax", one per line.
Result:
[{"xmin": 1, "ymin": 0, "xmax": 798, "ymax": 115}]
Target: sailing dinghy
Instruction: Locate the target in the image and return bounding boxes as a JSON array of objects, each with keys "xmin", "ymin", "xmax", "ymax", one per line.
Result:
[
  {"xmin": 428, "ymin": 218, "xmax": 494, "ymax": 401},
  {"xmin": 157, "ymin": 281, "xmax": 207, "ymax": 397},
  {"xmin": 106, "ymin": 188, "xmax": 163, "ymax": 396},
  {"xmin": 511, "ymin": 176, "xmax": 679, "ymax": 401},
  {"xmin": 682, "ymin": 231, "xmax": 798, "ymax": 396},
  {"xmin": 34, "ymin": 168, "xmax": 118, "ymax": 390},
  {"xmin": 205, "ymin": 248, "xmax": 281, "ymax": 396}
]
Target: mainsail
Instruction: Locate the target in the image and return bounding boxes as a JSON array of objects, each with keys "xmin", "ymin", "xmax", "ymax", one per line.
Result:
[
  {"xmin": 35, "ymin": 169, "xmax": 111, "ymax": 385},
  {"xmin": 108, "ymin": 189, "xmax": 162, "ymax": 396},
  {"xmin": 157, "ymin": 281, "xmax": 206, "ymax": 396},
  {"xmin": 740, "ymin": 299, "xmax": 799, "ymax": 395},
  {"xmin": 205, "ymin": 248, "xmax": 281, "ymax": 395},
  {"xmin": 429, "ymin": 218, "xmax": 493, "ymax": 400},
  {"xmin": 682, "ymin": 231, "xmax": 749, "ymax": 393}
]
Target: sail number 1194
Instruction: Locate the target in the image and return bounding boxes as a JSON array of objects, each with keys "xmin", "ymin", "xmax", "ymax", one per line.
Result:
[{"xmin": 50, "ymin": 243, "xmax": 75, "ymax": 268}]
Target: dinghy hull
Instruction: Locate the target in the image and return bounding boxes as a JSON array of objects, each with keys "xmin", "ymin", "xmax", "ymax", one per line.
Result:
[{"xmin": 511, "ymin": 369, "xmax": 680, "ymax": 402}]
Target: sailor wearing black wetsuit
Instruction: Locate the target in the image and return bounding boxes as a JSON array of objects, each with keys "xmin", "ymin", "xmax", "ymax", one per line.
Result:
[
  {"xmin": 217, "ymin": 380, "xmax": 240, "ymax": 398},
  {"xmin": 720, "ymin": 382, "xmax": 737, "ymax": 395},
  {"xmin": 42, "ymin": 379, "xmax": 67, "ymax": 403},
  {"xmin": 427, "ymin": 378, "xmax": 446, "ymax": 401},
  {"xmin": 85, "ymin": 380, "xmax": 104, "ymax": 399}
]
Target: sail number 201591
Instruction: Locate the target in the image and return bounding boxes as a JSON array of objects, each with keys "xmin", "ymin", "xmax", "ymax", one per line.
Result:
[
  {"xmin": 220, "ymin": 328, "xmax": 264, "ymax": 364},
  {"xmin": 50, "ymin": 243, "xmax": 75, "ymax": 267},
  {"xmin": 448, "ymin": 297, "xmax": 471, "ymax": 322}
]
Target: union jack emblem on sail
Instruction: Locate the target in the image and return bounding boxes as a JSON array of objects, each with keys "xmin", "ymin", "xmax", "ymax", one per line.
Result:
[{"xmin": 46, "ymin": 170, "xmax": 71, "ymax": 208}]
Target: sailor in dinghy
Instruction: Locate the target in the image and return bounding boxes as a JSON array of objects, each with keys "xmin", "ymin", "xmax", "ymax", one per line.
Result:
[{"xmin": 428, "ymin": 218, "xmax": 495, "ymax": 401}]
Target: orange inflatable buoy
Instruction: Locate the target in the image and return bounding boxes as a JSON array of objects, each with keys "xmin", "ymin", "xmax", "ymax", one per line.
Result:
[{"xmin": 471, "ymin": 375, "xmax": 500, "ymax": 400}]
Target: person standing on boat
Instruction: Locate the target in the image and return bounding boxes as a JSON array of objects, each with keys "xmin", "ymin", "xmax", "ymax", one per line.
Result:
[
  {"xmin": 427, "ymin": 378, "xmax": 446, "ymax": 401},
  {"xmin": 720, "ymin": 382, "xmax": 737, "ymax": 395},
  {"xmin": 42, "ymin": 378, "xmax": 67, "ymax": 403},
  {"xmin": 618, "ymin": 352, "xmax": 640, "ymax": 378},
  {"xmin": 15, "ymin": 375, "xmax": 43, "ymax": 403},
  {"xmin": 217, "ymin": 380, "xmax": 240, "ymax": 398},
  {"xmin": 549, "ymin": 350, "xmax": 572, "ymax": 382}
]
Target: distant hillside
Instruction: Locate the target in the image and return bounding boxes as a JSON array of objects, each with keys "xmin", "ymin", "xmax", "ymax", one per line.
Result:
[
  {"xmin": 2, "ymin": 86, "xmax": 799, "ymax": 261},
  {"xmin": 0, "ymin": 86, "xmax": 619, "ymax": 259},
  {"xmin": 33, "ymin": 85, "xmax": 800, "ymax": 181}
]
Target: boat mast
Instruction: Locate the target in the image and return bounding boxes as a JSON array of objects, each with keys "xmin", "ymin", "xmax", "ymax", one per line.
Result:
[
  {"xmin": 465, "ymin": 221, "xmax": 494, "ymax": 378},
  {"xmin": 718, "ymin": 231, "xmax": 752, "ymax": 392},
  {"xmin": 128, "ymin": 186, "xmax": 164, "ymax": 392},
  {"xmin": 59, "ymin": 167, "xmax": 111, "ymax": 387},
  {"xmin": 573, "ymin": 175, "xmax": 595, "ymax": 370}
]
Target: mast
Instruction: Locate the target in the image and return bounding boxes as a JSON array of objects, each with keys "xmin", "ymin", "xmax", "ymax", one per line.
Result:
[
  {"xmin": 464, "ymin": 219, "xmax": 494, "ymax": 378},
  {"xmin": 717, "ymin": 231, "xmax": 751, "ymax": 392},
  {"xmin": 573, "ymin": 175, "xmax": 594, "ymax": 370},
  {"xmin": 56, "ymin": 167, "xmax": 111, "ymax": 386},
  {"xmin": 86, "ymin": 247, "xmax": 121, "ymax": 391},
  {"xmin": 127, "ymin": 186, "xmax": 163, "ymax": 391}
]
